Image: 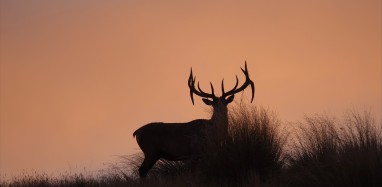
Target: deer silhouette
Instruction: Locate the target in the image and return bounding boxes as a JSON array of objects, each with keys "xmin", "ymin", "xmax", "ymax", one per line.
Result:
[{"xmin": 133, "ymin": 62, "xmax": 255, "ymax": 178}]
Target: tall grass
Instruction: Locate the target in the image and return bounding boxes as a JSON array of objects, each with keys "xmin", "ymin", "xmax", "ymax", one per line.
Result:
[
  {"xmin": 195, "ymin": 105, "xmax": 286, "ymax": 186},
  {"xmin": 1, "ymin": 170, "xmax": 129, "ymax": 187},
  {"xmin": 286, "ymin": 110, "xmax": 382, "ymax": 186}
]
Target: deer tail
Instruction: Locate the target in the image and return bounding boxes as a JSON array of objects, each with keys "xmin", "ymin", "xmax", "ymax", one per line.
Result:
[
  {"xmin": 133, "ymin": 129, "xmax": 139, "ymax": 138},
  {"xmin": 133, "ymin": 127, "xmax": 144, "ymax": 147}
]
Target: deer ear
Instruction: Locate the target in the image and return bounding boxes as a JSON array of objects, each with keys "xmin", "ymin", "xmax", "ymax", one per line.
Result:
[
  {"xmin": 224, "ymin": 95, "xmax": 235, "ymax": 104},
  {"xmin": 202, "ymin": 98, "xmax": 214, "ymax": 105}
]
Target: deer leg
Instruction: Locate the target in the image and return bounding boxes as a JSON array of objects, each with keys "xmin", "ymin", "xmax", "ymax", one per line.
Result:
[{"xmin": 139, "ymin": 154, "xmax": 159, "ymax": 178}]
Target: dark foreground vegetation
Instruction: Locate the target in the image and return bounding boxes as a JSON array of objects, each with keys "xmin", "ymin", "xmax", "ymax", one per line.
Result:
[{"xmin": 2, "ymin": 105, "xmax": 381, "ymax": 187}]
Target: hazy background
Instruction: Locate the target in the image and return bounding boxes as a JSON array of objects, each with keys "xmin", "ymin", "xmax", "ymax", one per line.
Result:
[{"xmin": 1, "ymin": 0, "xmax": 381, "ymax": 177}]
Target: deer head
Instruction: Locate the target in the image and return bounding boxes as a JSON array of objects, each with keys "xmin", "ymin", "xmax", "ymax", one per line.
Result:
[{"xmin": 188, "ymin": 61, "xmax": 255, "ymax": 121}]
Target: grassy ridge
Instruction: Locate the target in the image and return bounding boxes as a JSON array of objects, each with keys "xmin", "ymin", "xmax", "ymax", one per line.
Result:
[{"xmin": 2, "ymin": 106, "xmax": 381, "ymax": 186}]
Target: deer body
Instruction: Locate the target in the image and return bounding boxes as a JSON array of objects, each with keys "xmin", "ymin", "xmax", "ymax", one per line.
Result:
[
  {"xmin": 134, "ymin": 119, "xmax": 211, "ymax": 161},
  {"xmin": 133, "ymin": 62, "xmax": 254, "ymax": 178}
]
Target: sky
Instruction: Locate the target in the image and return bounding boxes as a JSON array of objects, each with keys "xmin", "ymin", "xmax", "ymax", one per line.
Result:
[{"xmin": 1, "ymin": 0, "xmax": 381, "ymax": 178}]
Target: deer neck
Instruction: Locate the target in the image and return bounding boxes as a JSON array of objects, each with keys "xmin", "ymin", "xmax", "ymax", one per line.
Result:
[
  {"xmin": 209, "ymin": 106, "xmax": 229, "ymax": 141},
  {"xmin": 210, "ymin": 106, "xmax": 228, "ymax": 125}
]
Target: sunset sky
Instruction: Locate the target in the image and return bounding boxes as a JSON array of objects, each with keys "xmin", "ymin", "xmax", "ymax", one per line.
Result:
[{"xmin": 1, "ymin": 0, "xmax": 381, "ymax": 178}]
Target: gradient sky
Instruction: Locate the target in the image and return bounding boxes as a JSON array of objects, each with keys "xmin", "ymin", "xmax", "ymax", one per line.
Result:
[{"xmin": 1, "ymin": 0, "xmax": 381, "ymax": 177}]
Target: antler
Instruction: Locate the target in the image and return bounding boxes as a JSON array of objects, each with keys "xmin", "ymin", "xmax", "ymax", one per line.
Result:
[
  {"xmin": 188, "ymin": 68, "xmax": 217, "ymax": 105},
  {"xmin": 221, "ymin": 61, "xmax": 255, "ymax": 102}
]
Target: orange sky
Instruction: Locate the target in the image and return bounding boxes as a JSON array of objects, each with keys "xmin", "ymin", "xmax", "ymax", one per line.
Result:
[{"xmin": 1, "ymin": 0, "xmax": 381, "ymax": 177}]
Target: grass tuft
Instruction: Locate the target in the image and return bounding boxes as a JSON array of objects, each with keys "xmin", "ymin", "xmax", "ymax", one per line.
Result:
[{"xmin": 195, "ymin": 105, "xmax": 286, "ymax": 186}]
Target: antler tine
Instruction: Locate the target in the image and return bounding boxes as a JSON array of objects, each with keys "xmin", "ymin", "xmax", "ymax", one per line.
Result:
[
  {"xmin": 222, "ymin": 61, "xmax": 255, "ymax": 102},
  {"xmin": 188, "ymin": 68, "xmax": 217, "ymax": 105},
  {"xmin": 221, "ymin": 79, "xmax": 225, "ymax": 95},
  {"xmin": 197, "ymin": 82, "xmax": 215, "ymax": 98},
  {"xmin": 250, "ymin": 81, "xmax": 255, "ymax": 102},
  {"xmin": 222, "ymin": 75, "xmax": 239, "ymax": 96},
  {"xmin": 221, "ymin": 75, "xmax": 239, "ymax": 97},
  {"xmin": 210, "ymin": 82, "xmax": 215, "ymax": 96},
  {"xmin": 188, "ymin": 68, "xmax": 196, "ymax": 105},
  {"xmin": 240, "ymin": 61, "xmax": 249, "ymax": 76}
]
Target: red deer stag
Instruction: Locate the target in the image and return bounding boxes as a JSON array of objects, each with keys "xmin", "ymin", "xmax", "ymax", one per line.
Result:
[{"xmin": 133, "ymin": 62, "xmax": 254, "ymax": 178}]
